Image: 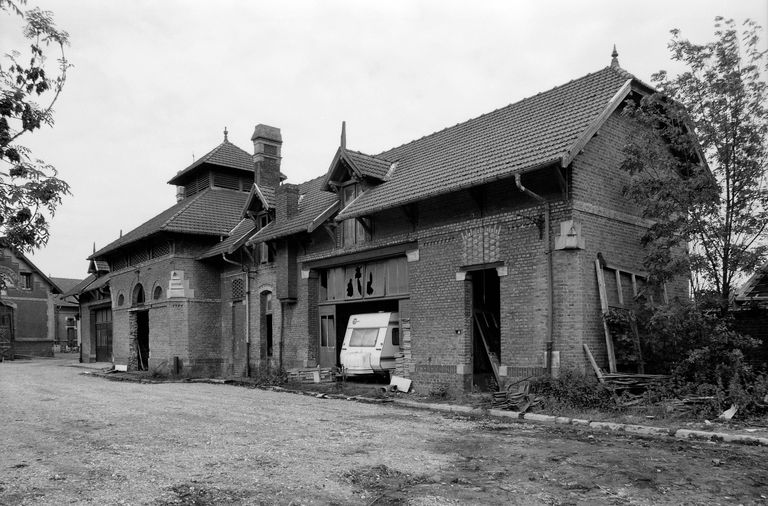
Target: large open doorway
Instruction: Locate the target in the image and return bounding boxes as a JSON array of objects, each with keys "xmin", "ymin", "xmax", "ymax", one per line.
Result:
[
  {"xmin": 136, "ymin": 310, "xmax": 149, "ymax": 370},
  {"xmin": 319, "ymin": 299, "xmax": 400, "ymax": 368},
  {"xmin": 471, "ymin": 269, "xmax": 501, "ymax": 391}
]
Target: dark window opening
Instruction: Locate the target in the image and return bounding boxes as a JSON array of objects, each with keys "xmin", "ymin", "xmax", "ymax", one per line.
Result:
[
  {"xmin": 20, "ymin": 272, "xmax": 32, "ymax": 290},
  {"xmin": 261, "ymin": 291, "xmax": 274, "ymax": 359},
  {"xmin": 132, "ymin": 284, "xmax": 145, "ymax": 306},
  {"xmin": 153, "ymin": 286, "xmax": 163, "ymax": 300}
]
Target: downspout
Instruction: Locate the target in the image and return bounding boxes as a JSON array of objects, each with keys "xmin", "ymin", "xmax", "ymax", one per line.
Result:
[
  {"xmin": 279, "ymin": 300, "xmax": 285, "ymax": 371},
  {"xmin": 222, "ymin": 252, "xmax": 249, "ymax": 377},
  {"xmin": 515, "ymin": 173, "xmax": 554, "ymax": 377},
  {"xmin": 244, "ymin": 267, "xmax": 250, "ymax": 378}
]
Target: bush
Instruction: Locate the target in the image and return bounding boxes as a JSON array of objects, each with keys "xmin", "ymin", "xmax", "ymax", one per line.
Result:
[
  {"xmin": 531, "ymin": 369, "xmax": 617, "ymax": 413},
  {"xmin": 634, "ymin": 297, "xmax": 767, "ymax": 417}
]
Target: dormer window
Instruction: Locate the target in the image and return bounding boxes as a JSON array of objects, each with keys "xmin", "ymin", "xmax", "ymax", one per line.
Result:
[
  {"xmin": 341, "ymin": 182, "xmax": 370, "ymax": 246},
  {"xmin": 256, "ymin": 213, "xmax": 274, "ymax": 263}
]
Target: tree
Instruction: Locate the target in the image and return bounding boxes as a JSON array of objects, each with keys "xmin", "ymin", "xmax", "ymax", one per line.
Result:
[
  {"xmin": 0, "ymin": 0, "xmax": 70, "ymax": 251},
  {"xmin": 621, "ymin": 17, "xmax": 768, "ymax": 303}
]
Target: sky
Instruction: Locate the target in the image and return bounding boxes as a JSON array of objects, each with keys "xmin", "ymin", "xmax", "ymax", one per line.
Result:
[{"xmin": 1, "ymin": 0, "xmax": 766, "ymax": 280}]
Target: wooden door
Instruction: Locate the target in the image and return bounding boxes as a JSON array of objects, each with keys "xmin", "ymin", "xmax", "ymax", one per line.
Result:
[
  {"xmin": 94, "ymin": 307, "xmax": 113, "ymax": 362},
  {"xmin": 318, "ymin": 305, "xmax": 337, "ymax": 368}
]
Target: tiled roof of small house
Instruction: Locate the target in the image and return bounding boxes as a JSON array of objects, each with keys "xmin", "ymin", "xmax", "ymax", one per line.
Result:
[
  {"xmin": 198, "ymin": 218, "xmax": 257, "ymax": 259},
  {"xmin": 167, "ymin": 140, "xmax": 254, "ymax": 186},
  {"xmin": 51, "ymin": 277, "xmax": 82, "ymax": 294},
  {"xmin": 337, "ymin": 65, "xmax": 634, "ymax": 220},
  {"xmin": 247, "ymin": 175, "xmax": 337, "ymax": 244},
  {"xmin": 91, "ymin": 188, "xmax": 249, "ymax": 259}
]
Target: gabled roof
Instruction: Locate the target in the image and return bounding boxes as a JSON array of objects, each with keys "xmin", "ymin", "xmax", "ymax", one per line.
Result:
[
  {"xmin": 337, "ymin": 65, "xmax": 636, "ymax": 220},
  {"xmin": 246, "ymin": 175, "xmax": 337, "ymax": 244},
  {"xmin": 91, "ymin": 188, "xmax": 249, "ymax": 258},
  {"xmin": 242, "ymin": 184, "xmax": 275, "ymax": 217},
  {"xmin": 322, "ymin": 147, "xmax": 393, "ymax": 190},
  {"xmin": 168, "ymin": 139, "xmax": 254, "ymax": 186},
  {"xmin": 198, "ymin": 218, "xmax": 258, "ymax": 259},
  {"xmin": 7, "ymin": 250, "xmax": 63, "ymax": 294},
  {"xmin": 51, "ymin": 277, "xmax": 82, "ymax": 294}
]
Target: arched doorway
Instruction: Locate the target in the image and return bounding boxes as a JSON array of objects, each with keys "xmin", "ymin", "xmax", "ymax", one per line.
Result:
[{"xmin": 131, "ymin": 283, "xmax": 149, "ymax": 370}]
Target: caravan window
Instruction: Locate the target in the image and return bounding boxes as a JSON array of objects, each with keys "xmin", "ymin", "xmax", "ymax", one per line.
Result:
[{"xmin": 349, "ymin": 328, "xmax": 378, "ymax": 347}]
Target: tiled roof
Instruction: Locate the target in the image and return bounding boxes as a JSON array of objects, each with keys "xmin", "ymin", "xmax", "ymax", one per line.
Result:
[
  {"xmin": 92, "ymin": 188, "xmax": 249, "ymax": 258},
  {"xmin": 168, "ymin": 140, "xmax": 254, "ymax": 185},
  {"xmin": 61, "ymin": 273, "xmax": 110, "ymax": 297},
  {"xmin": 338, "ymin": 66, "xmax": 633, "ymax": 219},
  {"xmin": 61, "ymin": 274, "xmax": 94, "ymax": 297},
  {"xmin": 247, "ymin": 175, "xmax": 337, "ymax": 244},
  {"xmin": 346, "ymin": 150, "xmax": 392, "ymax": 180},
  {"xmin": 51, "ymin": 277, "xmax": 83, "ymax": 294},
  {"xmin": 198, "ymin": 218, "xmax": 257, "ymax": 259}
]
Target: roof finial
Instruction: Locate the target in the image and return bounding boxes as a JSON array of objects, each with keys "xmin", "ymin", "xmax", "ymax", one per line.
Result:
[
  {"xmin": 340, "ymin": 121, "xmax": 346, "ymax": 149},
  {"xmin": 223, "ymin": 127, "xmax": 229, "ymax": 141},
  {"xmin": 610, "ymin": 44, "xmax": 620, "ymax": 69},
  {"xmin": 92, "ymin": 242, "xmax": 96, "ymax": 254}
]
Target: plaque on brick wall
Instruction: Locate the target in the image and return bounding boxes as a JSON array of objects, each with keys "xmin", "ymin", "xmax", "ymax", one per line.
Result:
[{"xmin": 168, "ymin": 271, "xmax": 186, "ymax": 298}]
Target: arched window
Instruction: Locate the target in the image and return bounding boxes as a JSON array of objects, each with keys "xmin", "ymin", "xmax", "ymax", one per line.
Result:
[
  {"xmin": 117, "ymin": 293, "xmax": 125, "ymax": 306},
  {"xmin": 132, "ymin": 284, "xmax": 145, "ymax": 306},
  {"xmin": 153, "ymin": 285, "xmax": 163, "ymax": 300}
]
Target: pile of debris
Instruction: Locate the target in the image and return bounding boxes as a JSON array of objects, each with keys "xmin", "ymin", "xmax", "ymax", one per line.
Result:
[
  {"xmin": 286, "ymin": 367, "xmax": 336, "ymax": 384},
  {"xmin": 491, "ymin": 380, "xmax": 540, "ymax": 412}
]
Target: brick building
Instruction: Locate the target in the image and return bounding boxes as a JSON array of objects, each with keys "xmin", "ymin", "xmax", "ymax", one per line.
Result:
[
  {"xmin": 0, "ymin": 249, "xmax": 79, "ymax": 359},
  {"xmin": 78, "ymin": 57, "xmax": 689, "ymax": 392}
]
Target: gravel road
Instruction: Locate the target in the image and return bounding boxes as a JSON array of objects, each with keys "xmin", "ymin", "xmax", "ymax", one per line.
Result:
[{"xmin": 1, "ymin": 357, "xmax": 767, "ymax": 505}]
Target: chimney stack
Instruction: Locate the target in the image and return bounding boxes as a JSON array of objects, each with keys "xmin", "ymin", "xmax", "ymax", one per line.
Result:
[
  {"xmin": 276, "ymin": 183, "xmax": 300, "ymax": 222},
  {"xmin": 252, "ymin": 124, "xmax": 282, "ymax": 189}
]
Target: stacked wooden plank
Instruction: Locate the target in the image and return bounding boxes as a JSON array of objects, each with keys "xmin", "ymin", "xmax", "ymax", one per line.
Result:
[
  {"xmin": 394, "ymin": 318, "xmax": 413, "ymax": 378},
  {"xmin": 286, "ymin": 367, "xmax": 335, "ymax": 384}
]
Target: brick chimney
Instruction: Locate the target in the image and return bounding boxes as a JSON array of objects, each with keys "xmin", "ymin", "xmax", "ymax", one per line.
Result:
[
  {"xmin": 276, "ymin": 183, "xmax": 300, "ymax": 222},
  {"xmin": 252, "ymin": 124, "xmax": 282, "ymax": 189}
]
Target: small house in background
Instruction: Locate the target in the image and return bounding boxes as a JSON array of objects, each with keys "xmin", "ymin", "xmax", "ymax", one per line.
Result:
[
  {"xmin": 51, "ymin": 277, "xmax": 82, "ymax": 350},
  {"xmin": 0, "ymin": 249, "xmax": 81, "ymax": 359},
  {"xmin": 733, "ymin": 262, "xmax": 768, "ymax": 368}
]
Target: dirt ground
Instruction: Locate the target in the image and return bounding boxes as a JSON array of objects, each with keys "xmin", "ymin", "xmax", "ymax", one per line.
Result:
[{"xmin": 1, "ymin": 357, "xmax": 767, "ymax": 505}]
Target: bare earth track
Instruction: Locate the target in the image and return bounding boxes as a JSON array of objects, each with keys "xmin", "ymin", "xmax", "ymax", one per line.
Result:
[{"xmin": 1, "ymin": 357, "xmax": 767, "ymax": 505}]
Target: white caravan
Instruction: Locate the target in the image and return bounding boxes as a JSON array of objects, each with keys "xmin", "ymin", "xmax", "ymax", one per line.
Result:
[{"xmin": 339, "ymin": 312, "xmax": 400, "ymax": 376}]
